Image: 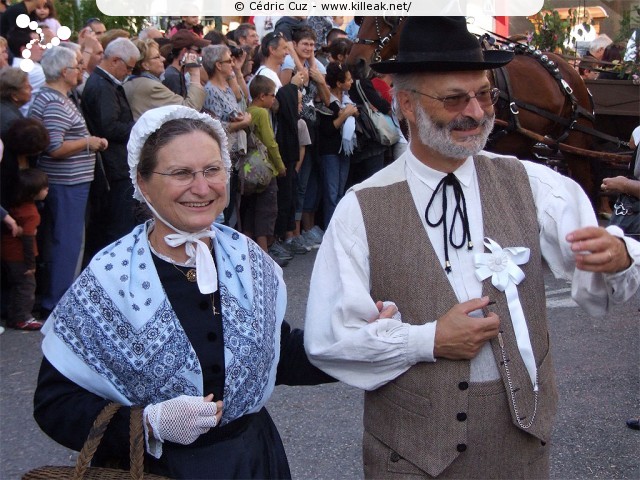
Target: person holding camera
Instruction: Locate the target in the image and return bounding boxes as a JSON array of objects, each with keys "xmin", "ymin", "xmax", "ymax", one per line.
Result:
[
  {"xmin": 227, "ymin": 43, "xmax": 251, "ymax": 100},
  {"xmin": 123, "ymin": 38, "xmax": 205, "ymax": 121},
  {"xmin": 162, "ymin": 30, "xmax": 210, "ymax": 98}
]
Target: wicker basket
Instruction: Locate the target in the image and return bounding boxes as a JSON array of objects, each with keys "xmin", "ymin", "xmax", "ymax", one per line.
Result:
[{"xmin": 23, "ymin": 403, "xmax": 168, "ymax": 480}]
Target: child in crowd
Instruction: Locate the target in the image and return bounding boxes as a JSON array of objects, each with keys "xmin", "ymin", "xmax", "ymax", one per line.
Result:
[
  {"xmin": 318, "ymin": 62, "xmax": 358, "ymax": 226},
  {"xmin": 243, "ymin": 75, "xmax": 286, "ymax": 263},
  {"xmin": 169, "ymin": 16, "xmax": 204, "ymax": 38},
  {"xmin": 0, "ymin": 168, "xmax": 48, "ymax": 330},
  {"xmin": 35, "ymin": 0, "xmax": 61, "ymax": 37}
]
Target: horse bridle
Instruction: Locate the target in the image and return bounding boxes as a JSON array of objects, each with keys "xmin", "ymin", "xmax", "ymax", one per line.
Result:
[{"xmin": 353, "ymin": 16, "xmax": 405, "ymax": 64}]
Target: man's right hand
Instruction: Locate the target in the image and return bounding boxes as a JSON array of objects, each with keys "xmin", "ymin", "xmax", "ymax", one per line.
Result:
[{"xmin": 434, "ymin": 297, "xmax": 499, "ymax": 360}]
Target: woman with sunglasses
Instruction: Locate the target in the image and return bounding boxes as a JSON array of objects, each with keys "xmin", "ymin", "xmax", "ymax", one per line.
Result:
[{"xmin": 123, "ymin": 39, "xmax": 205, "ymax": 121}]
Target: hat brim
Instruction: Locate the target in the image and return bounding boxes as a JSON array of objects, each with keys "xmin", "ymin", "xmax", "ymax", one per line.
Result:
[
  {"xmin": 371, "ymin": 50, "xmax": 514, "ymax": 74},
  {"xmin": 192, "ymin": 38, "xmax": 211, "ymax": 48}
]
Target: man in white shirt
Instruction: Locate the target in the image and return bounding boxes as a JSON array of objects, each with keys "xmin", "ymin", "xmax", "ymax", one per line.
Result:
[
  {"xmin": 304, "ymin": 17, "xmax": 639, "ymax": 479},
  {"xmin": 252, "ymin": 31, "xmax": 304, "ymax": 96}
]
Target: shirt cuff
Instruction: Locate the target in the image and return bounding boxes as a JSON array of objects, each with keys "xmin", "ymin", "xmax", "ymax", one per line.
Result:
[
  {"xmin": 143, "ymin": 406, "xmax": 163, "ymax": 459},
  {"xmin": 603, "ymin": 225, "xmax": 640, "ymax": 302},
  {"xmin": 407, "ymin": 322, "xmax": 437, "ymax": 364}
]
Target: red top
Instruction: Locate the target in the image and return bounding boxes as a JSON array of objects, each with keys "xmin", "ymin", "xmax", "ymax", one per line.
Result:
[{"xmin": 1, "ymin": 202, "xmax": 40, "ymax": 262}]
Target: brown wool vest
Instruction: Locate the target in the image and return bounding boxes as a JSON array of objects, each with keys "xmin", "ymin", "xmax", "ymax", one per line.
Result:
[{"xmin": 356, "ymin": 155, "xmax": 558, "ymax": 477}]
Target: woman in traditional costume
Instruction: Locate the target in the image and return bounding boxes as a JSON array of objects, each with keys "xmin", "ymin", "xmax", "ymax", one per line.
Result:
[{"xmin": 33, "ymin": 105, "xmax": 335, "ymax": 479}]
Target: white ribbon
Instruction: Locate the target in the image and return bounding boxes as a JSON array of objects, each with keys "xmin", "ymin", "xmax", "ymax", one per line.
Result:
[
  {"xmin": 474, "ymin": 238, "xmax": 538, "ymax": 391},
  {"xmin": 142, "ymin": 194, "xmax": 219, "ymax": 295},
  {"xmin": 164, "ymin": 230, "xmax": 218, "ymax": 294}
]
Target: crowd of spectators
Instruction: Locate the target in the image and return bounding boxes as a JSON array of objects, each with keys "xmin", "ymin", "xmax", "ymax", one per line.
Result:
[{"xmin": 0, "ymin": 12, "xmax": 405, "ymax": 330}]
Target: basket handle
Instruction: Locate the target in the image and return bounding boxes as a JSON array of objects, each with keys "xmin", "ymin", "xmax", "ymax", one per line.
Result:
[
  {"xmin": 73, "ymin": 402, "xmax": 122, "ymax": 479},
  {"xmin": 129, "ymin": 407, "xmax": 146, "ymax": 480},
  {"xmin": 72, "ymin": 403, "xmax": 147, "ymax": 480}
]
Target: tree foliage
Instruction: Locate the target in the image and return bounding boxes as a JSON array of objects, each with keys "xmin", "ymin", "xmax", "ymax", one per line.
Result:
[{"xmin": 55, "ymin": 0, "xmax": 146, "ymax": 37}]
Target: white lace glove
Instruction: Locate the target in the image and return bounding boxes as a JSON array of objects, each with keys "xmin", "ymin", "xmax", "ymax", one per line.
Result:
[{"xmin": 143, "ymin": 395, "xmax": 219, "ymax": 458}]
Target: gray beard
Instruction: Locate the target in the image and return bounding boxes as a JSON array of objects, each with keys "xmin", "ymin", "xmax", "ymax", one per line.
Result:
[{"xmin": 415, "ymin": 103, "xmax": 495, "ymax": 160}]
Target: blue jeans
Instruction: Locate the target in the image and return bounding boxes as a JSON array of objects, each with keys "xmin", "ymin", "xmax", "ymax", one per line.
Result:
[
  {"xmin": 41, "ymin": 182, "xmax": 90, "ymax": 311},
  {"xmin": 296, "ymin": 148, "xmax": 321, "ymax": 220},
  {"xmin": 321, "ymin": 153, "xmax": 350, "ymax": 227}
]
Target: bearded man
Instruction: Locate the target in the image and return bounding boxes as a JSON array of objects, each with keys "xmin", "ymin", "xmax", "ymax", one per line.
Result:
[{"xmin": 304, "ymin": 17, "xmax": 639, "ymax": 479}]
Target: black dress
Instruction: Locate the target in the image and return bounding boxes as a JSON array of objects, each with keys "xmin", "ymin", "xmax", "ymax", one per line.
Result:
[{"xmin": 33, "ymin": 253, "xmax": 334, "ymax": 479}]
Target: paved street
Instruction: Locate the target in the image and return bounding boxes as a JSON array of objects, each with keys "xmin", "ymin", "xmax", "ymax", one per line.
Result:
[{"xmin": 1, "ymin": 249, "xmax": 638, "ymax": 479}]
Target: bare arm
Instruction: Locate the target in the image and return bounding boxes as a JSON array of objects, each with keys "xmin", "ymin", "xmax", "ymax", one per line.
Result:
[{"xmin": 601, "ymin": 176, "xmax": 640, "ymax": 197}]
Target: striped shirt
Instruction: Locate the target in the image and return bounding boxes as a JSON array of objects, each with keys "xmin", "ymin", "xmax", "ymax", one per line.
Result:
[{"xmin": 29, "ymin": 87, "xmax": 95, "ymax": 185}]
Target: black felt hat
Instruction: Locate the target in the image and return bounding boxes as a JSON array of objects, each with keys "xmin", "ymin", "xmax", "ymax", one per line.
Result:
[{"xmin": 371, "ymin": 17, "xmax": 513, "ymax": 74}]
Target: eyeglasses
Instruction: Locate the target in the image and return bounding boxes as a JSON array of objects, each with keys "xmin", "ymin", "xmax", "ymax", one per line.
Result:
[
  {"xmin": 410, "ymin": 87, "xmax": 500, "ymax": 111},
  {"xmin": 152, "ymin": 166, "xmax": 229, "ymax": 186},
  {"xmin": 116, "ymin": 57, "xmax": 136, "ymax": 72},
  {"xmin": 149, "ymin": 55, "xmax": 163, "ymax": 60},
  {"xmin": 218, "ymin": 58, "xmax": 232, "ymax": 64},
  {"xmin": 66, "ymin": 66, "xmax": 81, "ymax": 71}
]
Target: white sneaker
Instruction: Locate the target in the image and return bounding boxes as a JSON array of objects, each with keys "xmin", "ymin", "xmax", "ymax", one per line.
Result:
[
  {"xmin": 0, "ymin": 326, "xmax": 4, "ymax": 335},
  {"xmin": 310, "ymin": 225, "xmax": 324, "ymax": 237},
  {"xmin": 301, "ymin": 230, "xmax": 321, "ymax": 249}
]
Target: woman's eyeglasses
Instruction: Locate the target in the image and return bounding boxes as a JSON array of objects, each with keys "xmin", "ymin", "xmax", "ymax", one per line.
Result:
[
  {"xmin": 152, "ymin": 166, "xmax": 229, "ymax": 186},
  {"xmin": 410, "ymin": 87, "xmax": 500, "ymax": 111}
]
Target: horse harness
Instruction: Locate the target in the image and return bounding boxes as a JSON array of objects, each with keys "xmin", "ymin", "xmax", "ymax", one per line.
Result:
[
  {"xmin": 353, "ymin": 16, "xmax": 405, "ymax": 64},
  {"xmin": 491, "ymin": 44, "xmax": 628, "ymax": 149}
]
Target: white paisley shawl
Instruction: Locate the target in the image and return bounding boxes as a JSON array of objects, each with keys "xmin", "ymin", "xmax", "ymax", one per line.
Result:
[{"xmin": 41, "ymin": 222, "xmax": 286, "ymax": 426}]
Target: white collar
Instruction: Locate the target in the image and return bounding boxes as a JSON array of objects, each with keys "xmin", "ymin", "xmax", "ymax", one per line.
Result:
[{"xmin": 405, "ymin": 149, "xmax": 475, "ymax": 190}]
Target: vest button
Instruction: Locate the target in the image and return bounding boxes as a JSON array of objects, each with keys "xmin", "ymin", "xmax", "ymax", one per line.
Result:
[
  {"xmin": 458, "ymin": 381, "xmax": 469, "ymax": 390},
  {"xmin": 457, "ymin": 444, "xmax": 467, "ymax": 453},
  {"xmin": 390, "ymin": 452, "xmax": 400, "ymax": 463},
  {"xmin": 457, "ymin": 412, "xmax": 467, "ymax": 421},
  {"xmin": 541, "ymin": 441, "xmax": 546, "ymax": 446}
]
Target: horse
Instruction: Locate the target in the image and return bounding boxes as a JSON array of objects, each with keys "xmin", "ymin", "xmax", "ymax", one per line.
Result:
[{"xmin": 347, "ymin": 16, "xmax": 601, "ymax": 201}]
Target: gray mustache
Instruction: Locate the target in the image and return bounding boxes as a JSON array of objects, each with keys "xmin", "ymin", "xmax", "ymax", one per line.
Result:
[{"xmin": 449, "ymin": 115, "xmax": 493, "ymax": 131}]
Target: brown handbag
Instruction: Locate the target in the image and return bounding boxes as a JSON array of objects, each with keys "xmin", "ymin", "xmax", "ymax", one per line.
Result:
[{"xmin": 23, "ymin": 403, "xmax": 168, "ymax": 480}]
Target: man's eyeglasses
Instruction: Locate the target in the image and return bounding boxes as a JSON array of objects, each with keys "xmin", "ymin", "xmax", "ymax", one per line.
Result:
[
  {"xmin": 152, "ymin": 166, "xmax": 229, "ymax": 186},
  {"xmin": 410, "ymin": 87, "xmax": 500, "ymax": 111},
  {"xmin": 217, "ymin": 58, "xmax": 233, "ymax": 64},
  {"xmin": 116, "ymin": 57, "xmax": 136, "ymax": 72}
]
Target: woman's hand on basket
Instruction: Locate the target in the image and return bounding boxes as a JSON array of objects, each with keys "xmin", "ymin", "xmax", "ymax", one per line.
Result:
[{"xmin": 144, "ymin": 394, "xmax": 223, "ymax": 445}]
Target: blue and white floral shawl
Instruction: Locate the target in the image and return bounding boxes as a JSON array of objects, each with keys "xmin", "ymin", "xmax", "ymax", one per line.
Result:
[{"xmin": 41, "ymin": 222, "xmax": 286, "ymax": 426}]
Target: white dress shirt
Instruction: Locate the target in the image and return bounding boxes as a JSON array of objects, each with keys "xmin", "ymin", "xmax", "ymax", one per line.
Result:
[{"xmin": 304, "ymin": 149, "xmax": 640, "ymax": 390}]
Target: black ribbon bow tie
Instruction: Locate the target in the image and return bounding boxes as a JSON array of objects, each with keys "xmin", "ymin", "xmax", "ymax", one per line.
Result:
[{"xmin": 425, "ymin": 173, "xmax": 473, "ymax": 273}]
